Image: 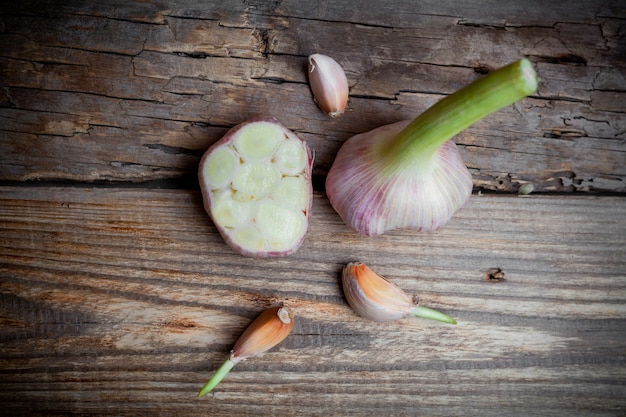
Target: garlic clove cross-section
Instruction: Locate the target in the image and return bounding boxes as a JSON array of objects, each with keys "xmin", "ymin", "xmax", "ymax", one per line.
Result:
[{"xmin": 199, "ymin": 118, "xmax": 314, "ymax": 257}]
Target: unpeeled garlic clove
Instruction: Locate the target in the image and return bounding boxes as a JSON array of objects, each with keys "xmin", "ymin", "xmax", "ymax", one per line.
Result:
[
  {"xmin": 342, "ymin": 262, "xmax": 414, "ymax": 322},
  {"xmin": 308, "ymin": 54, "xmax": 349, "ymax": 117},
  {"xmin": 342, "ymin": 262, "xmax": 457, "ymax": 324},
  {"xmin": 198, "ymin": 305, "xmax": 294, "ymax": 397},
  {"xmin": 231, "ymin": 305, "xmax": 294, "ymax": 361}
]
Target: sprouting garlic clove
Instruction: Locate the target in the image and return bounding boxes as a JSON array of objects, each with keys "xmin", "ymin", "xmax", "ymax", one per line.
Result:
[
  {"xmin": 342, "ymin": 262, "xmax": 414, "ymax": 322},
  {"xmin": 231, "ymin": 305, "xmax": 294, "ymax": 361},
  {"xmin": 308, "ymin": 54, "xmax": 349, "ymax": 118},
  {"xmin": 198, "ymin": 305, "xmax": 294, "ymax": 397},
  {"xmin": 342, "ymin": 262, "xmax": 457, "ymax": 325}
]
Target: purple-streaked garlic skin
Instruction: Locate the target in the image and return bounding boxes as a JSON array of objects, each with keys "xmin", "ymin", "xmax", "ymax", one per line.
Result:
[
  {"xmin": 198, "ymin": 117, "xmax": 314, "ymax": 257},
  {"xmin": 308, "ymin": 54, "xmax": 349, "ymax": 118},
  {"xmin": 326, "ymin": 120, "xmax": 472, "ymax": 237}
]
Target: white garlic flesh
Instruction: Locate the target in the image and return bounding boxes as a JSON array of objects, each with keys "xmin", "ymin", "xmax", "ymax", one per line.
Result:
[{"xmin": 199, "ymin": 118, "xmax": 313, "ymax": 257}]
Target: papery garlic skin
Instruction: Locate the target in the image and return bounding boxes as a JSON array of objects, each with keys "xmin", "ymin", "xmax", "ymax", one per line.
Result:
[
  {"xmin": 231, "ymin": 305, "xmax": 294, "ymax": 362},
  {"xmin": 342, "ymin": 262, "xmax": 415, "ymax": 322},
  {"xmin": 308, "ymin": 54, "xmax": 349, "ymax": 117},
  {"xmin": 327, "ymin": 120, "xmax": 472, "ymax": 236}
]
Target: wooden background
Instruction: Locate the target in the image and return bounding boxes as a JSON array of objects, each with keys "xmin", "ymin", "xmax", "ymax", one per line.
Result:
[{"xmin": 1, "ymin": 0, "xmax": 625, "ymax": 415}]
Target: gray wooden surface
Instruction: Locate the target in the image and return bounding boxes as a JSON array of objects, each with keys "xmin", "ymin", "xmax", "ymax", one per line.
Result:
[
  {"xmin": 1, "ymin": 0, "xmax": 625, "ymax": 416},
  {"xmin": 1, "ymin": 0, "xmax": 624, "ymax": 191}
]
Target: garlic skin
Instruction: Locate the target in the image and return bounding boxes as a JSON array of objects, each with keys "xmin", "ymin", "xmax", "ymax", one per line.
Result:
[
  {"xmin": 342, "ymin": 262, "xmax": 457, "ymax": 324},
  {"xmin": 327, "ymin": 120, "xmax": 472, "ymax": 236},
  {"xmin": 308, "ymin": 54, "xmax": 349, "ymax": 117},
  {"xmin": 231, "ymin": 305, "xmax": 294, "ymax": 362},
  {"xmin": 198, "ymin": 305, "xmax": 294, "ymax": 397}
]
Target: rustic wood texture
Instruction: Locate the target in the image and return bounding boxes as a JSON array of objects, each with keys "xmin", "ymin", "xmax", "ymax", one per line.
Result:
[
  {"xmin": 0, "ymin": 187, "xmax": 625, "ymax": 416},
  {"xmin": 1, "ymin": 0, "xmax": 625, "ymax": 191},
  {"xmin": 1, "ymin": 0, "xmax": 626, "ymax": 416}
]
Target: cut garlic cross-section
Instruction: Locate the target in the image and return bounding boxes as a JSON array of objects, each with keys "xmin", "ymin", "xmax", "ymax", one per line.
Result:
[{"xmin": 199, "ymin": 118, "xmax": 314, "ymax": 257}]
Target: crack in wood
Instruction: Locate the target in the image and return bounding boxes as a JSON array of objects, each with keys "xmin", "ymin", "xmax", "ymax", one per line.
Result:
[
  {"xmin": 561, "ymin": 173, "xmax": 625, "ymax": 192},
  {"xmin": 456, "ymin": 20, "xmax": 507, "ymax": 30},
  {"xmin": 350, "ymin": 93, "xmax": 396, "ymax": 101},
  {"xmin": 142, "ymin": 143, "xmax": 203, "ymax": 156},
  {"xmin": 542, "ymin": 128, "xmax": 588, "ymax": 138},
  {"xmin": 173, "ymin": 51, "xmax": 211, "ymax": 59},
  {"xmin": 530, "ymin": 53, "xmax": 588, "ymax": 66}
]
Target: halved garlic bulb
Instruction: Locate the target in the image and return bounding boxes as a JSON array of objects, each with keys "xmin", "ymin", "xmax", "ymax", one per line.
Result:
[{"xmin": 199, "ymin": 118, "xmax": 313, "ymax": 257}]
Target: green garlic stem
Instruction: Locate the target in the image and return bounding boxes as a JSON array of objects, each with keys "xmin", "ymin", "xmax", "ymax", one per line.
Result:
[
  {"xmin": 197, "ymin": 358, "xmax": 236, "ymax": 397},
  {"xmin": 410, "ymin": 306, "xmax": 457, "ymax": 325},
  {"xmin": 385, "ymin": 58, "xmax": 538, "ymax": 169}
]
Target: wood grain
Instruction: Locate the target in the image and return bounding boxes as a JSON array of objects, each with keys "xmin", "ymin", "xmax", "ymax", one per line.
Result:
[
  {"xmin": 1, "ymin": 0, "xmax": 625, "ymax": 415},
  {"xmin": 0, "ymin": 187, "xmax": 624, "ymax": 416},
  {"xmin": 1, "ymin": 0, "xmax": 625, "ymax": 191}
]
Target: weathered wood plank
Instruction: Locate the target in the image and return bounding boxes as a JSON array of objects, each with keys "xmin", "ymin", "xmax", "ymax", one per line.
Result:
[
  {"xmin": 1, "ymin": 0, "xmax": 624, "ymax": 191},
  {"xmin": 0, "ymin": 187, "xmax": 624, "ymax": 416},
  {"xmin": 274, "ymin": 0, "xmax": 626, "ymax": 28}
]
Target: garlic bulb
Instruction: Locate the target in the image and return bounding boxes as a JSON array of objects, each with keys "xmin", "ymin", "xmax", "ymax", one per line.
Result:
[
  {"xmin": 198, "ymin": 305, "xmax": 294, "ymax": 397},
  {"xmin": 327, "ymin": 120, "xmax": 473, "ymax": 236},
  {"xmin": 326, "ymin": 59, "xmax": 538, "ymax": 236},
  {"xmin": 342, "ymin": 262, "xmax": 457, "ymax": 324},
  {"xmin": 308, "ymin": 54, "xmax": 349, "ymax": 117}
]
